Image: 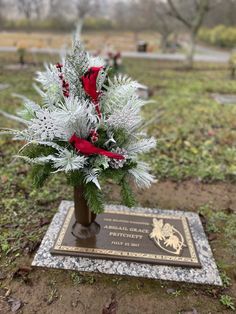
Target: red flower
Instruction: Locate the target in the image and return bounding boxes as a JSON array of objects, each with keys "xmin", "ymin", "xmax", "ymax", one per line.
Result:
[{"xmin": 81, "ymin": 67, "xmax": 103, "ymax": 117}]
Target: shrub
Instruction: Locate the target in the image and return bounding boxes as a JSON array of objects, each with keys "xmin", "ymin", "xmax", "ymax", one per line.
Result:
[{"xmin": 198, "ymin": 25, "xmax": 236, "ymax": 48}]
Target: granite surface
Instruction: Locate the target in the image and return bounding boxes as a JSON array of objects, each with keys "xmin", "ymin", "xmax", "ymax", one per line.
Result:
[
  {"xmin": 211, "ymin": 93, "xmax": 236, "ymax": 105},
  {"xmin": 32, "ymin": 201, "xmax": 222, "ymax": 286}
]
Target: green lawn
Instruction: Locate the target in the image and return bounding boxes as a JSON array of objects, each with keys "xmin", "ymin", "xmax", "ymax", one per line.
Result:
[{"xmin": 124, "ymin": 59, "xmax": 236, "ymax": 182}]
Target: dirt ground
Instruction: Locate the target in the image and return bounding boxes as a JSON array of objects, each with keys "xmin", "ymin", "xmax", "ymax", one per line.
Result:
[
  {"xmin": 1, "ymin": 180, "xmax": 236, "ymax": 314},
  {"xmin": 106, "ymin": 180, "xmax": 236, "ymax": 213},
  {"xmin": 2, "ymin": 270, "xmax": 235, "ymax": 314}
]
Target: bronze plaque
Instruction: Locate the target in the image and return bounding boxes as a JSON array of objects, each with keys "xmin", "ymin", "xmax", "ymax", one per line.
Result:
[{"xmin": 51, "ymin": 207, "xmax": 201, "ymax": 268}]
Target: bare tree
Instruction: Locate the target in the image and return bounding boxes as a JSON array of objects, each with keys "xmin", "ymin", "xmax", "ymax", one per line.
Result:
[
  {"xmin": 152, "ymin": 1, "xmax": 179, "ymax": 52},
  {"xmin": 17, "ymin": 0, "xmax": 35, "ymax": 20},
  {"xmin": 73, "ymin": 0, "xmax": 99, "ymax": 40},
  {"xmin": 131, "ymin": 0, "xmax": 178, "ymax": 52},
  {"xmin": 205, "ymin": 0, "xmax": 236, "ymax": 27},
  {"xmin": 48, "ymin": 0, "xmax": 64, "ymax": 19},
  {"xmin": 112, "ymin": 1, "xmax": 130, "ymax": 30},
  {"xmin": 167, "ymin": 0, "xmax": 210, "ymax": 67},
  {"xmin": 33, "ymin": 0, "xmax": 43, "ymax": 20}
]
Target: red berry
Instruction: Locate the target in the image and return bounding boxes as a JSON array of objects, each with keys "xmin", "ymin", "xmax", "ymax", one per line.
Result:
[{"xmin": 91, "ymin": 135, "xmax": 98, "ymax": 143}]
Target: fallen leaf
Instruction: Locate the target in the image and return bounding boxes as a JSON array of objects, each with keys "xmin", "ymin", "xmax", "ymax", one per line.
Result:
[
  {"xmin": 3, "ymin": 223, "xmax": 19, "ymax": 229},
  {"xmin": 22, "ymin": 240, "xmax": 40, "ymax": 254},
  {"xmin": 225, "ymin": 207, "xmax": 235, "ymax": 214},
  {"xmin": 13, "ymin": 266, "xmax": 32, "ymax": 278},
  {"xmin": 1, "ymin": 175, "xmax": 8, "ymax": 184},
  {"xmin": 210, "ymin": 288, "xmax": 220, "ymax": 298},
  {"xmin": 0, "ymin": 272, "xmax": 6, "ymax": 280},
  {"xmin": 208, "ymin": 233, "xmax": 217, "ymax": 241},
  {"xmin": 8, "ymin": 298, "xmax": 23, "ymax": 312},
  {"xmin": 13, "ymin": 266, "xmax": 32, "ymax": 285},
  {"xmin": 102, "ymin": 293, "xmax": 118, "ymax": 314},
  {"xmin": 5, "ymin": 288, "xmax": 11, "ymax": 297},
  {"xmin": 39, "ymin": 217, "xmax": 50, "ymax": 227}
]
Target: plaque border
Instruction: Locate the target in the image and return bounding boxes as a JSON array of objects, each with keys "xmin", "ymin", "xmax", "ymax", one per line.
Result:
[{"xmin": 51, "ymin": 207, "xmax": 200, "ymax": 265}]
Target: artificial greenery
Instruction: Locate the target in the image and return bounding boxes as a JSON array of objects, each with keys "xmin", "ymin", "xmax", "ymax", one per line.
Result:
[
  {"xmin": 66, "ymin": 170, "xmax": 84, "ymax": 187},
  {"xmin": 112, "ymin": 128, "xmax": 129, "ymax": 147},
  {"xmin": 22, "ymin": 143, "xmax": 57, "ymax": 159},
  {"xmin": 30, "ymin": 163, "xmax": 54, "ymax": 188},
  {"xmin": 0, "ymin": 41, "xmax": 156, "ymax": 214},
  {"xmin": 120, "ymin": 177, "xmax": 136, "ymax": 207},
  {"xmin": 83, "ymin": 182, "xmax": 104, "ymax": 214},
  {"xmin": 101, "ymin": 161, "xmax": 137, "ymax": 184}
]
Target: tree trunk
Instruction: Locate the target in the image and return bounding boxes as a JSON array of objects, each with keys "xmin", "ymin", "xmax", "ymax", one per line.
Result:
[
  {"xmin": 186, "ymin": 31, "xmax": 196, "ymax": 69},
  {"xmin": 160, "ymin": 34, "xmax": 168, "ymax": 53},
  {"xmin": 72, "ymin": 186, "xmax": 100, "ymax": 239}
]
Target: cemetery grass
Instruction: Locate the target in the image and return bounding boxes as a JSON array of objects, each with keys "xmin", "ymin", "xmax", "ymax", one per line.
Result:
[{"xmin": 0, "ymin": 53, "xmax": 236, "ymax": 313}]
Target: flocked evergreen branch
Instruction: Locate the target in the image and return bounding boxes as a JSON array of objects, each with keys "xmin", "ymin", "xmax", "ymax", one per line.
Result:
[
  {"xmin": 0, "ymin": 40, "xmax": 157, "ymax": 212},
  {"xmin": 35, "ymin": 63, "xmax": 63, "ymax": 104},
  {"xmin": 126, "ymin": 138, "xmax": 156, "ymax": 157},
  {"xmin": 106, "ymin": 96, "xmax": 142, "ymax": 132},
  {"xmin": 0, "ymin": 109, "xmax": 28, "ymax": 125},
  {"xmin": 83, "ymin": 168, "xmax": 101, "ymax": 189},
  {"xmin": 129, "ymin": 161, "xmax": 156, "ymax": 189}
]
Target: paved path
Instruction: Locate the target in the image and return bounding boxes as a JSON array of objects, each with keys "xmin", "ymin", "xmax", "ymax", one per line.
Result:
[
  {"xmin": 0, "ymin": 46, "xmax": 230, "ymax": 63},
  {"xmin": 195, "ymin": 44, "xmax": 230, "ymax": 57},
  {"xmin": 123, "ymin": 51, "xmax": 229, "ymax": 63}
]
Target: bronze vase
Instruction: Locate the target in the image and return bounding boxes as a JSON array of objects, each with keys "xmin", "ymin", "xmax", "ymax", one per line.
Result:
[{"xmin": 72, "ymin": 185, "xmax": 100, "ymax": 239}]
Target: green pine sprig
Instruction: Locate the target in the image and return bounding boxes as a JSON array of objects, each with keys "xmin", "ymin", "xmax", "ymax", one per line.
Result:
[
  {"xmin": 83, "ymin": 182, "xmax": 104, "ymax": 214},
  {"xmin": 30, "ymin": 163, "xmax": 53, "ymax": 188},
  {"xmin": 120, "ymin": 177, "xmax": 136, "ymax": 208}
]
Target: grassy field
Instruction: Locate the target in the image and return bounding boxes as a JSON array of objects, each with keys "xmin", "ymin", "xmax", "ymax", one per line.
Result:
[
  {"xmin": 133, "ymin": 60, "xmax": 236, "ymax": 182},
  {"xmin": 0, "ymin": 52, "xmax": 236, "ymax": 313}
]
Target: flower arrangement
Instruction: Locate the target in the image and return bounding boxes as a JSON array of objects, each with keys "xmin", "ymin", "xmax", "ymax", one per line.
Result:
[
  {"xmin": 105, "ymin": 50, "xmax": 122, "ymax": 73},
  {"xmin": 94, "ymin": 46, "xmax": 122, "ymax": 75},
  {"xmin": 1, "ymin": 41, "xmax": 156, "ymax": 215}
]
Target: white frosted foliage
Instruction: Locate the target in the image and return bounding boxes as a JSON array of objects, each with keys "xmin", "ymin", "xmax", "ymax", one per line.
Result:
[{"xmin": 0, "ymin": 41, "xmax": 156, "ymax": 192}]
